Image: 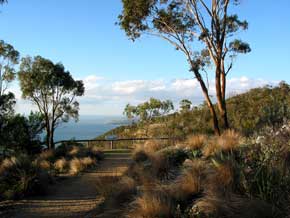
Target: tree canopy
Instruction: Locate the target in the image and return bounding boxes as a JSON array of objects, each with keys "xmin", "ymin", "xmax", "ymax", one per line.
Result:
[
  {"xmin": 18, "ymin": 56, "xmax": 85, "ymax": 149},
  {"xmin": 119, "ymin": 0, "xmax": 250, "ymax": 134},
  {"xmin": 124, "ymin": 98, "xmax": 174, "ymax": 122},
  {"xmin": 0, "ymin": 40, "xmax": 20, "ymax": 95}
]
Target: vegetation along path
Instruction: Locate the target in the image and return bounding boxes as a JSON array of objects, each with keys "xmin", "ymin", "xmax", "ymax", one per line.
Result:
[{"xmin": 0, "ymin": 150, "xmax": 132, "ymax": 218}]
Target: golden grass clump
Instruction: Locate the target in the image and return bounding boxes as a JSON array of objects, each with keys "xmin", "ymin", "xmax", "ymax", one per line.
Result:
[
  {"xmin": 96, "ymin": 175, "xmax": 136, "ymax": 207},
  {"xmin": 54, "ymin": 158, "xmax": 68, "ymax": 173},
  {"xmin": 171, "ymin": 160, "xmax": 206, "ymax": 201},
  {"xmin": 217, "ymin": 130, "xmax": 241, "ymax": 151},
  {"xmin": 127, "ymin": 191, "xmax": 174, "ymax": 218},
  {"xmin": 69, "ymin": 158, "xmax": 84, "ymax": 175},
  {"xmin": 143, "ymin": 140, "xmax": 167, "ymax": 153},
  {"xmin": 37, "ymin": 159, "xmax": 51, "ymax": 170},
  {"xmin": 0, "ymin": 157, "xmax": 18, "ymax": 176},
  {"xmin": 186, "ymin": 134, "xmax": 207, "ymax": 150},
  {"xmin": 80, "ymin": 157, "xmax": 96, "ymax": 168},
  {"xmin": 202, "ymin": 142, "xmax": 220, "ymax": 158},
  {"xmin": 203, "ymin": 130, "xmax": 241, "ymax": 157},
  {"xmin": 191, "ymin": 193, "xmax": 277, "ymax": 218}
]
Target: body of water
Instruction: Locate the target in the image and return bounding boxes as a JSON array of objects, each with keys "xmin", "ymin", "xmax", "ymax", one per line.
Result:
[{"xmin": 51, "ymin": 116, "xmax": 124, "ymax": 142}]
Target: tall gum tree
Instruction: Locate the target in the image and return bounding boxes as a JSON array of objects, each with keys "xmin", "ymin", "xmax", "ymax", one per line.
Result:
[
  {"xmin": 18, "ymin": 56, "xmax": 85, "ymax": 149},
  {"xmin": 119, "ymin": 0, "xmax": 250, "ymax": 134}
]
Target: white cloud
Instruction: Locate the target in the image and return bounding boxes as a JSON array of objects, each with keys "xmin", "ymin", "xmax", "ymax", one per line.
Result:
[{"xmin": 11, "ymin": 75, "xmax": 277, "ymax": 115}]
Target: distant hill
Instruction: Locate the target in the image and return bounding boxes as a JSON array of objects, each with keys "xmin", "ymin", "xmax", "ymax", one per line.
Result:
[{"xmin": 97, "ymin": 82, "xmax": 290, "ymax": 139}]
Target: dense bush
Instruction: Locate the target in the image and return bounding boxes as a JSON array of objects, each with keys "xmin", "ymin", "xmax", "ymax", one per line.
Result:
[{"xmin": 0, "ymin": 154, "xmax": 51, "ymax": 200}]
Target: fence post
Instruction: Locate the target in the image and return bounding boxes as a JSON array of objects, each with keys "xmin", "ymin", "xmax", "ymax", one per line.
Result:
[{"xmin": 110, "ymin": 140, "xmax": 113, "ymax": 150}]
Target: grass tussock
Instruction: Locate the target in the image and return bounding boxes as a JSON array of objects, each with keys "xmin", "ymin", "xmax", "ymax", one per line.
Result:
[
  {"xmin": 203, "ymin": 130, "xmax": 241, "ymax": 157},
  {"xmin": 54, "ymin": 158, "xmax": 68, "ymax": 173},
  {"xmin": 127, "ymin": 190, "xmax": 174, "ymax": 218},
  {"xmin": 96, "ymin": 175, "xmax": 137, "ymax": 208},
  {"xmin": 69, "ymin": 158, "xmax": 84, "ymax": 175},
  {"xmin": 80, "ymin": 157, "xmax": 96, "ymax": 168},
  {"xmin": 0, "ymin": 155, "xmax": 51, "ymax": 200},
  {"xmin": 120, "ymin": 126, "xmax": 290, "ymax": 217},
  {"xmin": 185, "ymin": 134, "xmax": 207, "ymax": 150}
]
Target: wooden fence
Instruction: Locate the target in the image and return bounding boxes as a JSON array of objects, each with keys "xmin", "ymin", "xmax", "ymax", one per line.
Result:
[{"xmin": 53, "ymin": 137, "xmax": 178, "ymax": 150}]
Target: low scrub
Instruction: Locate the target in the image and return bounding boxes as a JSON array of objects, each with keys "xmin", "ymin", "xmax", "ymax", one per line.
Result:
[
  {"xmin": 0, "ymin": 155, "xmax": 51, "ymax": 200},
  {"xmin": 122, "ymin": 126, "xmax": 290, "ymax": 218},
  {"xmin": 69, "ymin": 158, "xmax": 85, "ymax": 175}
]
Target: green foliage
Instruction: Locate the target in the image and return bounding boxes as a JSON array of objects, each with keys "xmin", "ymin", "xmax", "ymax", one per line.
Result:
[
  {"xmin": 227, "ymin": 82, "xmax": 290, "ymax": 135},
  {"xmin": 124, "ymin": 98, "xmax": 174, "ymax": 122},
  {"xmin": 180, "ymin": 99, "xmax": 192, "ymax": 113},
  {"xmin": 0, "ymin": 112, "xmax": 44, "ymax": 154},
  {"xmin": 0, "ymin": 40, "xmax": 20, "ymax": 95}
]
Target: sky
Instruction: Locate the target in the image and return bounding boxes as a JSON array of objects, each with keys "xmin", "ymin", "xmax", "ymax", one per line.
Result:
[{"xmin": 1, "ymin": 0, "xmax": 289, "ymax": 116}]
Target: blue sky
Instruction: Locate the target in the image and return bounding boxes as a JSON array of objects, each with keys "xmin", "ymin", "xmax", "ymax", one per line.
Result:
[{"xmin": 1, "ymin": 0, "xmax": 289, "ymax": 115}]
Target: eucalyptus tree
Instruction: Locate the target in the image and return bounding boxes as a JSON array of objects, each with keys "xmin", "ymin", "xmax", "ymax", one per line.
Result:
[
  {"xmin": 0, "ymin": 40, "xmax": 20, "ymax": 95},
  {"xmin": 119, "ymin": 0, "xmax": 250, "ymax": 134},
  {"xmin": 18, "ymin": 56, "xmax": 85, "ymax": 149},
  {"xmin": 123, "ymin": 98, "xmax": 174, "ymax": 136},
  {"xmin": 123, "ymin": 98, "xmax": 174, "ymax": 122},
  {"xmin": 180, "ymin": 99, "xmax": 192, "ymax": 112}
]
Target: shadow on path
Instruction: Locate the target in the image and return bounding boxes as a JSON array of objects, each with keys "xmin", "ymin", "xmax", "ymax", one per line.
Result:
[{"xmin": 0, "ymin": 152, "xmax": 132, "ymax": 218}]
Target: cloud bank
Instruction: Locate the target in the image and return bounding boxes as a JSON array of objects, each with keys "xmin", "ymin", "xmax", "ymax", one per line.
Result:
[{"xmin": 11, "ymin": 75, "xmax": 276, "ymax": 115}]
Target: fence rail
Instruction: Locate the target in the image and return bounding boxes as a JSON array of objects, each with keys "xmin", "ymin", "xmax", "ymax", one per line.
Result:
[{"xmin": 53, "ymin": 137, "xmax": 178, "ymax": 150}]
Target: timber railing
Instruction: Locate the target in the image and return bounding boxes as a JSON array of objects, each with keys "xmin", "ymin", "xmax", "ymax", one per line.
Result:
[{"xmin": 53, "ymin": 137, "xmax": 179, "ymax": 150}]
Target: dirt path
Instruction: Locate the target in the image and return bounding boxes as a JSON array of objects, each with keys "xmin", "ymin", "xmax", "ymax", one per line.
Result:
[{"xmin": 1, "ymin": 151, "xmax": 131, "ymax": 218}]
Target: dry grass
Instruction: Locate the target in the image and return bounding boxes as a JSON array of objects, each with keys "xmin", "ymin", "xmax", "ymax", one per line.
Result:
[
  {"xmin": 54, "ymin": 158, "xmax": 68, "ymax": 173},
  {"xmin": 192, "ymin": 193, "xmax": 277, "ymax": 218},
  {"xmin": 96, "ymin": 175, "xmax": 136, "ymax": 207},
  {"xmin": 203, "ymin": 130, "xmax": 241, "ymax": 157},
  {"xmin": 217, "ymin": 130, "xmax": 241, "ymax": 151},
  {"xmin": 143, "ymin": 140, "xmax": 167, "ymax": 153},
  {"xmin": 186, "ymin": 134, "xmax": 207, "ymax": 150},
  {"xmin": 0, "ymin": 156, "xmax": 17, "ymax": 174},
  {"xmin": 69, "ymin": 158, "xmax": 84, "ymax": 175},
  {"xmin": 171, "ymin": 160, "xmax": 205, "ymax": 202},
  {"xmin": 80, "ymin": 157, "xmax": 96, "ymax": 168},
  {"xmin": 127, "ymin": 190, "xmax": 174, "ymax": 218},
  {"xmin": 37, "ymin": 159, "xmax": 51, "ymax": 170}
]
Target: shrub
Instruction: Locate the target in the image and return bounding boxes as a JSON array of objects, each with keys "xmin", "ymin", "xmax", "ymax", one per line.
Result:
[
  {"xmin": 127, "ymin": 190, "xmax": 175, "ymax": 218},
  {"xmin": 143, "ymin": 140, "xmax": 168, "ymax": 153},
  {"xmin": 54, "ymin": 157, "xmax": 68, "ymax": 173},
  {"xmin": 190, "ymin": 193, "xmax": 279, "ymax": 218},
  {"xmin": 36, "ymin": 159, "xmax": 51, "ymax": 171},
  {"xmin": 96, "ymin": 175, "xmax": 136, "ymax": 207},
  {"xmin": 171, "ymin": 160, "xmax": 206, "ymax": 203},
  {"xmin": 159, "ymin": 147, "xmax": 189, "ymax": 166},
  {"xmin": 0, "ymin": 155, "xmax": 51, "ymax": 200},
  {"xmin": 69, "ymin": 158, "xmax": 84, "ymax": 175},
  {"xmin": 80, "ymin": 157, "xmax": 96, "ymax": 169},
  {"xmin": 186, "ymin": 135, "xmax": 207, "ymax": 150}
]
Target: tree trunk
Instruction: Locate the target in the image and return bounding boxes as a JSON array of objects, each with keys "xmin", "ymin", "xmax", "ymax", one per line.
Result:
[
  {"xmin": 220, "ymin": 62, "xmax": 229, "ymax": 129},
  {"xmin": 194, "ymin": 69, "xmax": 221, "ymax": 135},
  {"xmin": 46, "ymin": 127, "xmax": 51, "ymax": 149},
  {"xmin": 49, "ymin": 130, "xmax": 55, "ymax": 150},
  {"xmin": 216, "ymin": 61, "xmax": 229, "ymax": 130}
]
